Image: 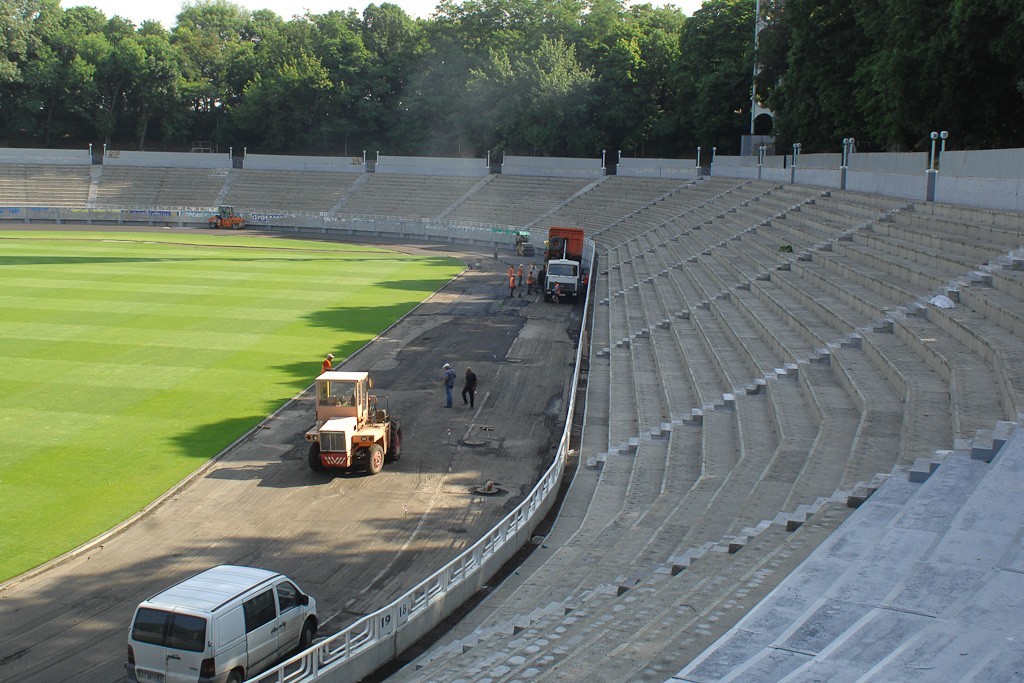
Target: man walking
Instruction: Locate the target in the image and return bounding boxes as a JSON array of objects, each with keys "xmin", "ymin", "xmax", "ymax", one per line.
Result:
[
  {"xmin": 508, "ymin": 272, "xmax": 516, "ymax": 298},
  {"xmin": 442, "ymin": 363, "xmax": 456, "ymax": 407},
  {"xmin": 526, "ymin": 269, "xmax": 535, "ymax": 295},
  {"xmin": 462, "ymin": 367, "xmax": 478, "ymax": 408}
]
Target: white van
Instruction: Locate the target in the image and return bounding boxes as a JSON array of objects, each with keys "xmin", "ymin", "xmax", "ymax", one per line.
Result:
[{"xmin": 126, "ymin": 565, "xmax": 318, "ymax": 683}]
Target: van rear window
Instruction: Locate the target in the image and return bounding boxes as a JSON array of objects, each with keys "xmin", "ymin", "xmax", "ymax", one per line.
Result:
[{"xmin": 132, "ymin": 608, "xmax": 207, "ymax": 653}]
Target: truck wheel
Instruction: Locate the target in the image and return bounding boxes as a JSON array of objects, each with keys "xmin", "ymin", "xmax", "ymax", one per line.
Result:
[
  {"xmin": 366, "ymin": 444, "xmax": 385, "ymax": 474},
  {"xmin": 387, "ymin": 422, "xmax": 403, "ymax": 462},
  {"xmin": 307, "ymin": 442, "xmax": 324, "ymax": 472},
  {"xmin": 226, "ymin": 671, "xmax": 243, "ymax": 683}
]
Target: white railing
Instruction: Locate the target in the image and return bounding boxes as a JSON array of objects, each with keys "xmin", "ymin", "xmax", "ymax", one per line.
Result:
[{"xmin": 246, "ymin": 243, "xmax": 596, "ymax": 683}]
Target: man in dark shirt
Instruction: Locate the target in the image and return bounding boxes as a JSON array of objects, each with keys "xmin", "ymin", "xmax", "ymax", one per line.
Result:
[{"xmin": 462, "ymin": 367, "xmax": 478, "ymax": 408}]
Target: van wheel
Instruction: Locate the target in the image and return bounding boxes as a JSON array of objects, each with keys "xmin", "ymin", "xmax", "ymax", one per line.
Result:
[
  {"xmin": 299, "ymin": 618, "xmax": 317, "ymax": 650},
  {"xmin": 226, "ymin": 671, "xmax": 243, "ymax": 683},
  {"xmin": 366, "ymin": 444, "xmax": 385, "ymax": 474},
  {"xmin": 307, "ymin": 442, "xmax": 324, "ymax": 472}
]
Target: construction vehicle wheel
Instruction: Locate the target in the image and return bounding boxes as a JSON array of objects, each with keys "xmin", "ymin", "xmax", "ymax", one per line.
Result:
[
  {"xmin": 366, "ymin": 444, "xmax": 385, "ymax": 474},
  {"xmin": 307, "ymin": 442, "xmax": 324, "ymax": 472},
  {"xmin": 387, "ymin": 422, "xmax": 402, "ymax": 462}
]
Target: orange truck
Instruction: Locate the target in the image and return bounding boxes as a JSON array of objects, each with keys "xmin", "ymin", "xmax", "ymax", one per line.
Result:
[{"xmin": 543, "ymin": 226, "xmax": 586, "ymax": 302}]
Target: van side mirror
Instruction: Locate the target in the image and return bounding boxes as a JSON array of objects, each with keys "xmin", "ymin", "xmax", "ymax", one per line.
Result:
[{"xmin": 301, "ymin": 594, "xmax": 309, "ymax": 606}]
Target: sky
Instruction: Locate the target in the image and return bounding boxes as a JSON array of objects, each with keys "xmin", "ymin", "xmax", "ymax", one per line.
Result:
[{"xmin": 61, "ymin": 0, "xmax": 706, "ymax": 29}]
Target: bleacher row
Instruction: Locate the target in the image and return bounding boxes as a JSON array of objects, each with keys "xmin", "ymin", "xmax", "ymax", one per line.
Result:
[
  {"xmin": 391, "ymin": 177, "xmax": 1024, "ymax": 681},
  {"xmin": 3, "ymin": 161, "xmax": 1021, "ymax": 680}
]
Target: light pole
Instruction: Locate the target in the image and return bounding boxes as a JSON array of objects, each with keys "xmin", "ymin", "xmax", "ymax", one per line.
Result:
[
  {"xmin": 840, "ymin": 137, "xmax": 854, "ymax": 190},
  {"xmin": 696, "ymin": 146, "xmax": 701, "ymax": 169},
  {"xmin": 926, "ymin": 130, "xmax": 948, "ymax": 201},
  {"xmin": 757, "ymin": 144, "xmax": 766, "ymax": 180},
  {"xmin": 791, "ymin": 142, "xmax": 801, "ymax": 183}
]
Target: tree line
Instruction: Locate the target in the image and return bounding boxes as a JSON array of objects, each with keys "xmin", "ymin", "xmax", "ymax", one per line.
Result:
[{"xmin": 0, "ymin": 0, "xmax": 1020, "ymax": 158}]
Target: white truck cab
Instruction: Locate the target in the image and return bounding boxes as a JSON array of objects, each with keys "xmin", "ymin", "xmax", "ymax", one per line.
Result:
[{"xmin": 126, "ymin": 565, "xmax": 317, "ymax": 683}]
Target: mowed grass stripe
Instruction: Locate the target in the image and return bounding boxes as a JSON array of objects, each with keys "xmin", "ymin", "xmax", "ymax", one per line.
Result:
[{"xmin": 0, "ymin": 232, "xmax": 461, "ymax": 580}]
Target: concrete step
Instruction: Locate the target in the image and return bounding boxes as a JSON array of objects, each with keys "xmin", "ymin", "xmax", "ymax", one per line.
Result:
[
  {"xmin": 534, "ymin": 503, "xmax": 856, "ymax": 682},
  {"xmin": 673, "ymin": 435, "xmax": 1024, "ymax": 682}
]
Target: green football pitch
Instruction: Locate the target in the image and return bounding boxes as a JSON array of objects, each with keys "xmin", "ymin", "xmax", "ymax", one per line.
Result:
[{"xmin": 0, "ymin": 230, "xmax": 463, "ymax": 582}]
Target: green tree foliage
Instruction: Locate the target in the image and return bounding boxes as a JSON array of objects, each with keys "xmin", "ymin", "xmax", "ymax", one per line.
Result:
[
  {"xmin": 673, "ymin": 0, "xmax": 755, "ymax": 153},
  {"xmin": 758, "ymin": 1, "xmax": 866, "ymax": 150},
  {"xmin": 0, "ymin": 0, "xmax": 45, "ymax": 82},
  {"xmin": 468, "ymin": 36, "xmax": 596, "ymax": 155},
  {"xmin": 231, "ymin": 52, "xmax": 332, "ymax": 150},
  {"xmin": 2, "ymin": 0, "xmax": 1021, "ymax": 156},
  {"xmin": 761, "ymin": 0, "xmax": 1024, "ymax": 151}
]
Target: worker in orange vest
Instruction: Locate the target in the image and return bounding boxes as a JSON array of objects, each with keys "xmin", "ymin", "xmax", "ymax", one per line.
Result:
[
  {"xmin": 526, "ymin": 269, "xmax": 535, "ymax": 295},
  {"xmin": 322, "ymin": 353, "xmax": 334, "ymax": 373},
  {"xmin": 508, "ymin": 273, "xmax": 516, "ymax": 298}
]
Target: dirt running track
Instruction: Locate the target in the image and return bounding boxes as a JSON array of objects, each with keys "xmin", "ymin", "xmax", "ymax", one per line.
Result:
[{"xmin": 0, "ymin": 227, "xmax": 583, "ymax": 682}]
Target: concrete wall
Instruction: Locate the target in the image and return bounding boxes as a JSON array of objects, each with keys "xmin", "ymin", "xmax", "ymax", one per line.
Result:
[
  {"xmin": 795, "ymin": 153, "xmax": 841, "ymax": 171},
  {"xmin": 935, "ymin": 175, "xmax": 1024, "ymax": 213},
  {"xmin": 849, "ymin": 151, "xmax": 927, "ymax": 175},
  {"xmin": 617, "ymin": 157, "xmax": 699, "ymax": 179},
  {"xmin": 0, "ymin": 148, "xmax": 91, "ymax": 165},
  {"xmin": 714, "ymin": 155, "xmax": 758, "ymax": 168},
  {"xmin": 376, "ymin": 155, "xmax": 488, "ymax": 177},
  {"xmin": 941, "ymin": 148, "xmax": 1024, "ymax": 179},
  {"xmin": 760, "ymin": 167, "xmax": 791, "ymax": 183},
  {"xmin": 711, "ymin": 161, "xmax": 759, "ymax": 179},
  {"xmin": 846, "ymin": 171, "xmax": 925, "ymax": 200},
  {"xmin": 104, "ymin": 150, "xmax": 231, "ymax": 169},
  {"xmin": 502, "ymin": 155, "xmax": 605, "ymax": 178},
  {"xmin": 243, "ymin": 153, "xmax": 365, "ymax": 173}
]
